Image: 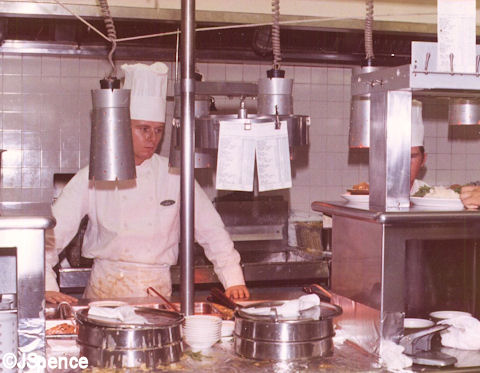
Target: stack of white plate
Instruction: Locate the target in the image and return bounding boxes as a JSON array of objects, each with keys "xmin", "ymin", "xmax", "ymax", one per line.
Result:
[{"xmin": 182, "ymin": 315, "xmax": 222, "ymax": 351}]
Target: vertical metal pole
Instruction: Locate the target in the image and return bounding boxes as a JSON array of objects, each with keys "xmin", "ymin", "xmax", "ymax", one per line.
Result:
[{"xmin": 180, "ymin": 0, "xmax": 195, "ymax": 315}]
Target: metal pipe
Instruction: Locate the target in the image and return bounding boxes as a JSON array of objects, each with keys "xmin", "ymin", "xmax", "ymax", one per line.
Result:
[{"xmin": 180, "ymin": 0, "xmax": 195, "ymax": 316}]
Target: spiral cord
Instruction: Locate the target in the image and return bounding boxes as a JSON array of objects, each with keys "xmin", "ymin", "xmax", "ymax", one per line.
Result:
[
  {"xmin": 99, "ymin": 0, "xmax": 117, "ymax": 77},
  {"xmin": 271, "ymin": 0, "xmax": 282, "ymax": 69},
  {"xmin": 364, "ymin": 0, "xmax": 374, "ymax": 62}
]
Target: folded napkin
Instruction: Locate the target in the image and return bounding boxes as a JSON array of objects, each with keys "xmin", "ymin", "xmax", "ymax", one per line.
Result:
[
  {"xmin": 88, "ymin": 305, "xmax": 149, "ymax": 324},
  {"xmin": 379, "ymin": 340, "xmax": 413, "ymax": 372},
  {"xmin": 242, "ymin": 294, "xmax": 320, "ymax": 318},
  {"xmin": 439, "ymin": 316, "xmax": 480, "ymax": 350}
]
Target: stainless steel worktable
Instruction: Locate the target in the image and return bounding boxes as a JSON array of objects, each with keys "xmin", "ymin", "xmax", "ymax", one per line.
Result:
[{"xmin": 0, "ymin": 202, "xmax": 55, "ymax": 360}]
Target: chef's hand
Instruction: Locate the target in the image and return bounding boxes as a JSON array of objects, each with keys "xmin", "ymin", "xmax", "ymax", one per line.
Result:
[
  {"xmin": 225, "ymin": 285, "xmax": 250, "ymax": 300},
  {"xmin": 460, "ymin": 185, "xmax": 480, "ymax": 209},
  {"xmin": 45, "ymin": 291, "xmax": 78, "ymax": 305}
]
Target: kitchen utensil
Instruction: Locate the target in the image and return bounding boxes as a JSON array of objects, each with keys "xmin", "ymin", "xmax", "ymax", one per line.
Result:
[
  {"xmin": 76, "ymin": 307, "xmax": 183, "ymax": 368},
  {"xmin": 55, "ymin": 301, "xmax": 73, "ymax": 319},
  {"xmin": 303, "ymin": 283, "xmax": 332, "ymax": 302},
  {"xmin": 399, "ymin": 324, "xmax": 457, "ymax": 367},
  {"xmin": 146, "ymin": 286, "xmax": 180, "ymax": 312},
  {"xmin": 234, "ymin": 300, "xmax": 342, "ymax": 361},
  {"xmin": 207, "ymin": 287, "xmax": 242, "ymax": 310}
]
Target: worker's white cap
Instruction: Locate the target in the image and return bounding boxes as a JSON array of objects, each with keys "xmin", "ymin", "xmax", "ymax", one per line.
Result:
[
  {"xmin": 121, "ymin": 62, "xmax": 169, "ymax": 123},
  {"xmin": 411, "ymin": 99, "xmax": 424, "ymax": 147}
]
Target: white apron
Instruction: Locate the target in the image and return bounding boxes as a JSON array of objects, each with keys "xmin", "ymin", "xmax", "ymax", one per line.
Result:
[{"xmin": 83, "ymin": 259, "xmax": 172, "ymax": 299}]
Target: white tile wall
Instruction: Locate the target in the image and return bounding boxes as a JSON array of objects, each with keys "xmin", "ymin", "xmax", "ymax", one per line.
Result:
[{"xmin": 2, "ymin": 54, "xmax": 480, "ymax": 213}]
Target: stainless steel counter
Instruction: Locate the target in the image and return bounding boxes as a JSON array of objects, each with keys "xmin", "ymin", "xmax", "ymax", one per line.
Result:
[
  {"xmin": 312, "ymin": 200, "xmax": 480, "ymax": 224},
  {"xmin": 45, "ymin": 289, "xmax": 480, "ymax": 372},
  {"xmin": 0, "ymin": 202, "xmax": 55, "ymax": 361},
  {"xmin": 311, "ymin": 200, "xmax": 480, "ymax": 357}
]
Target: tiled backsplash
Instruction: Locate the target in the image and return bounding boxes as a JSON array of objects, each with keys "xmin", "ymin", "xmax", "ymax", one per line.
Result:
[{"xmin": 0, "ymin": 54, "xmax": 478, "ymax": 212}]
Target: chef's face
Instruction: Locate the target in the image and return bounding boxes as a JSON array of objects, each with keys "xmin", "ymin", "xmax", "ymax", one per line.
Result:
[
  {"xmin": 410, "ymin": 146, "xmax": 426, "ymax": 188},
  {"xmin": 131, "ymin": 119, "xmax": 165, "ymax": 165}
]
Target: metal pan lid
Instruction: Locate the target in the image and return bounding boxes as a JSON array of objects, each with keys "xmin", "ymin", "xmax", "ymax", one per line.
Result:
[
  {"xmin": 236, "ymin": 301, "xmax": 342, "ymax": 322},
  {"xmin": 75, "ymin": 306, "xmax": 184, "ymax": 328}
]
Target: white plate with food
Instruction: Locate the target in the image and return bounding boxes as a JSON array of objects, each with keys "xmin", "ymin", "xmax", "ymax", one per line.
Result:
[
  {"xmin": 341, "ymin": 193, "xmax": 369, "ymax": 204},
  {"xmin": 410, "ymin": 197, "xmax": 464, "ymax": 209}
]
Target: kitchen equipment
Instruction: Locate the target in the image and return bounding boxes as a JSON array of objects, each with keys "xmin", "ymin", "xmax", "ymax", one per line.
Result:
[
  {"xmin": 207, "ymin": 287, "xmax": 242, "ymax": 311},
  {"xmin": 399, "ymin": 324, "xmax": 456, "ymax": 367},
  {"xmin": 448, "ymin": 98, "xmax": 480, "ymax": 125},
  {"xmin": 0, "ymin": 296, "xmax": 17, "ymax": 373},
  {"xmin": 233, "ymin": 300, "xmax": 342, "ymax": 361},
  {"xmin": 146, "ymin": 286, "xmax": 180, "ymax": 312},
  {"xmin": 76, "ymin": 307, "xmax": 184, "ymax": 368},
  {"xmin": 89, "ymin": 88, "xmax": 136, "ymax": 181}
]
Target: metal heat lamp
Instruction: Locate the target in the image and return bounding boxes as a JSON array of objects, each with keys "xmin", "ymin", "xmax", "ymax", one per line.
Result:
[{"xmin": 89, "ymin": 78, "xmax": 136, "ymax": 181}]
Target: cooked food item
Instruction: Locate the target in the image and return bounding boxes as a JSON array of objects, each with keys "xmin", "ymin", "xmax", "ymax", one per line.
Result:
[
  {"xmin": 413, "ymin": 185, "xmax": 432, "ymax": 197},
  {"xmin": 209, "ymin": 303, "xmax": 234, "ymax": 320},
  {"xmin": 347, "ymin": 182, "xmax": 369, "ymax": 195},
  {"xmin": 353, "ymin": 182, "xmax": 369, "ymax": 191},
  {"xmin": 414, "ymin": 185, "xmax": 460, "ymax": 199},
  {"xmin": 46, "ymin": 322, "xmax": 77, "ymax": 335}
]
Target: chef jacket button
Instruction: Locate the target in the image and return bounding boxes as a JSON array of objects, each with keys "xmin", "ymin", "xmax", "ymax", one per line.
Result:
[
  {"xmin": 123, "ymin": 223, "xmax": 128, "ymax": 229},
  {"xmin": 123, "ymin": 195, "xmax": 127, "ymax": 200}
]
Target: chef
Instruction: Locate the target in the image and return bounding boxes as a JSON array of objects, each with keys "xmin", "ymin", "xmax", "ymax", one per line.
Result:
[
  {"xmin": 45, "ymin": 62, "xmax": 249, "ymax": 304},
  {"xmin": 410, "ymin": 99, "xmax": 428, "ymax": 194}
]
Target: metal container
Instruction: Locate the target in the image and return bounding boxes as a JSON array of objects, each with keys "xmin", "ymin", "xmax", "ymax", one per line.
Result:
[
  {"xmin": 233, "ymin": 301, "xmax": 342, "ymax": 361},
  {"xmin": 76, "ymin": 307, "xmax": 184, "ymax": 368},
  {"xmin": 448, "ymin": 98, "xmax": 480, "ymax": 125}
]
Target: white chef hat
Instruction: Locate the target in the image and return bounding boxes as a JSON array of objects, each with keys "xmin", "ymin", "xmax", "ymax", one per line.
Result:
[
  {"xmin": 121, "ymin": 62, "xmax": 169, "ymax": 123},
  {"xmin": 411, "ymin": 99, "xmax": 424, "ymax": 147}
]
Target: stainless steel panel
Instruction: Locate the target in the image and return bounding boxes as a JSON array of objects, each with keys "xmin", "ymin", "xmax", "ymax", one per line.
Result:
[
  {"xmin": 79, "ymin": 341, "xmax": 183, "ymax": 368},
  {"xmin": 234, "ymin": 335, "xmax": 334, "ymax": 361},
  {"xmin": 59, "ymin": 261, "xmax": 329, "ymax": 290},
  {"xmin": 369, "ymin": 90, "xmax": 411, "ymax": 210},
  {"xmin": 0, "ymin": 249, "xmax": 16, "ymax": 294},
  {"xmin": 448, "ymin": 98, "xmax": 480, "ymax": 125},
  {"xmin": 257, "ymin": 77, "xmax": 293, "ymax": 115}
]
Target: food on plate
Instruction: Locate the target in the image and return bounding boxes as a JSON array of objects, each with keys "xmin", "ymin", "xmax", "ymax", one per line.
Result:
[
  {"xmin": 348, "ymin": 182, "xmax": 369, "ymax": 195},
  {"xmin": 46, "ymin": 322, "xmax": 77, "ymax": 335},
  {"xmin": 413, "ymin": 185, "xmax": 460, "ymax": 199},
  {"xmin": 353, "ymin": 182, "xmax": 369, "ymax": 191}
]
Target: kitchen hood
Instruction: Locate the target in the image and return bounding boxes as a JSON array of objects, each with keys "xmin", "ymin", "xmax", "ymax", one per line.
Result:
[{"xmin": 0, "ymin": 8, "xmax": 437, "ymax": 65}]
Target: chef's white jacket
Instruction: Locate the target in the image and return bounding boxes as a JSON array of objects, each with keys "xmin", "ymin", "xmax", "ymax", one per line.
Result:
[{"xmin": 45, "ymin": 154, "xmax": 245, "ymax": 297}]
